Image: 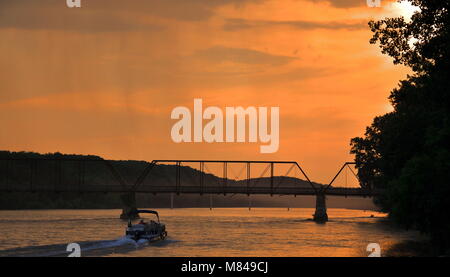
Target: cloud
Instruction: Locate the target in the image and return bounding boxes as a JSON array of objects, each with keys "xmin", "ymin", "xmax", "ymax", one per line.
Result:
[
  {"xmin": 307, "ymin": 0, "xmax": 397, "ymax": 8},
  {"xmin": 307, "ymin": 0, "xmax": 367, "ymax": 8},
  {"xmin": 224, "ymin": 18, "xmax": 367, "ymax": 31},
  {"xmin": 0, "ymin": 0, "xmax": 266, "ymax": 32},
  {"xmin": 178, "ymin": 66, "xmax": 332, "ymax": 89},
  {"xmin": 193, "ymin": 46, "xmax": 297, "ymax": 66},
  {"xmin": 0, "ymin": 12, "xmax": 163, "ymax": 33},
  {"xmin": 282, "ymin": 109, "xmax": 356, "ymax": 134},
  {"xmin": 0, "ymin": 0, "xmax": 162, "ymax": 32}
]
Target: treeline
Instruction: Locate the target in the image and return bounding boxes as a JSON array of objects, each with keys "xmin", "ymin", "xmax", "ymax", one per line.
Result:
[{"xmin": 351, "ymin": 0, "xmax": 450, "ymax": 255}]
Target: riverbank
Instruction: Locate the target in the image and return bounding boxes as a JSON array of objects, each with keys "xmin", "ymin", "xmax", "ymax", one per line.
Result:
[
  {"xmin": 385, "ymin": 239, "xmax": 437, "ymax": 257},
  {"xmin": 376, "ymin": 218, "xmax": 436, "ymax": 257}
]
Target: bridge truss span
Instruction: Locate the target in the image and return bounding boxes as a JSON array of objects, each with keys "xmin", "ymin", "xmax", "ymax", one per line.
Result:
[{"xmin": 0, "ymin": 158, "xmax": 377, "ymax": 197}]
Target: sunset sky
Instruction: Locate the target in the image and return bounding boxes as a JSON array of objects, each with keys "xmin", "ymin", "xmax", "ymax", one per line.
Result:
[{"xmin": 0, "ymin": 0, "xmax": 416, "ymax": 184}]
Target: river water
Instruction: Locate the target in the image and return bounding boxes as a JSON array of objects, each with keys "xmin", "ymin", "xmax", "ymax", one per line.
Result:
[{"xmin": 0, "ymin": 208, "xmax": 421, "ymax": 257}]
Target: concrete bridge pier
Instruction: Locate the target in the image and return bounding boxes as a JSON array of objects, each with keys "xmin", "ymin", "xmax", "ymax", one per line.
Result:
[
  {"xmin": 119, "ymin": 192, "xmax": 139, "ymax": 220},
  {"xmin": 313, "ymin": 192, "xmax": 328, "ymax": 223}
]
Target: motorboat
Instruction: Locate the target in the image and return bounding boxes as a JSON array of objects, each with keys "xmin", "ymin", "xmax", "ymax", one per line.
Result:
[{"xmin": 125, "ymin": 210, "xmax": 167, "ymax": 241}]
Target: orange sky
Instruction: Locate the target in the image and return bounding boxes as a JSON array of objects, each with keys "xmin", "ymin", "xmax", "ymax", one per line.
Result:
[{"xmin": 0, "ymin": 0, "xmax": 416, "ymax": 184}]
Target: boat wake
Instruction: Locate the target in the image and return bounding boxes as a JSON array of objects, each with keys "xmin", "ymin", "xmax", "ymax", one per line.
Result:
[{"xmin": 0, "ymin": 236, "xmax": 170, "ymax": 257}]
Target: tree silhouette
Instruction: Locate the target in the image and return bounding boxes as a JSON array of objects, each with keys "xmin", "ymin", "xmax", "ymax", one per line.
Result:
[{"xmin": 351, "ymin": 0, "xmax": 450, "ymax": 254}]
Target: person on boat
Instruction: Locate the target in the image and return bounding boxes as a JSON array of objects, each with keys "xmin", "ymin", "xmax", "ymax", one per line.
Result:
[{"xmin": 139, "ymin": 219, "xmax": 145, "ymax": 225}]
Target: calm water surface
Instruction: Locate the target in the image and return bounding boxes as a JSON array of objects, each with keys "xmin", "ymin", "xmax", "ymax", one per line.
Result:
[{"xmin": 0, "ymin": 208, "xmax": 421, "ymax": 257}]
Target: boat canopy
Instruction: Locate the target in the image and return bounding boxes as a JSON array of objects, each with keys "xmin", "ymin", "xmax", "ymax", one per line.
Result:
[{"xmin": 134, "ymin": 210, "xmax": 160, "ymax": 222}]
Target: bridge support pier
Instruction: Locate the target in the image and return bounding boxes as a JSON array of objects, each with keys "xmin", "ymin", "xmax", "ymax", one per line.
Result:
[
  {"xmin": 119, "ymin": 192, "xmax": 139, "ymax": 220},
  {"xmin": 313, "ymin": 192, "xmax": 328, "ymax": 223}
]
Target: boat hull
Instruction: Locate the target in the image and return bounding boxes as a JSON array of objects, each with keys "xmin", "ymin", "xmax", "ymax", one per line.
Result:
[{"xmin": 126, "ymin": 230, "xmax": 167, "ymax": 242}]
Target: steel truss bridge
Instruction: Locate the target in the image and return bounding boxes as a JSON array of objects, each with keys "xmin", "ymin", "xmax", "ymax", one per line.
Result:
[
  {"xmin": 0, "ymin": 158, "xmax": 377, "ymax": 197},
  {"xmin": 0, "ymin": 157, "xmax": 381, "ymax": 221}
]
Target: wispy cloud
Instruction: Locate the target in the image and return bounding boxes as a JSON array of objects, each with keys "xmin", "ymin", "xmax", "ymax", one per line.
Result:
[
  {"xmin": 223, "ymin": 18, "xmax": 367, "ymax": 31},
  {"xmin": 193, "ymin": 46, "xmax": 297, "ymax": 66},
  {"xmin": 307, "ymin": 0, "xmax": 367, "ymax": 8},
  {"xmin": 0, "ymin": 0, "xmax": 266, "ymax": 31},
  {"xmin": 0, "ymin": 1, "xmax": 163, "ymax": 32}
]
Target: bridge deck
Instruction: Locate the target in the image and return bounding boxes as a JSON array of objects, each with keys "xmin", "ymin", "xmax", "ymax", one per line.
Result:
[{"xmin": 0, "ymin": 185, "xmax": 377, "ymax": 197}]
